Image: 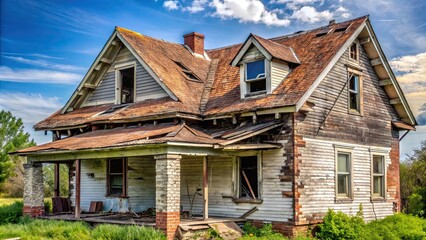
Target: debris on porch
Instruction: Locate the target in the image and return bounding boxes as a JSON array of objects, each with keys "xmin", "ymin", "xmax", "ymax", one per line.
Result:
[{"xmin": 178, "ymin": 217, "xmax": 246, "ymax": 240}]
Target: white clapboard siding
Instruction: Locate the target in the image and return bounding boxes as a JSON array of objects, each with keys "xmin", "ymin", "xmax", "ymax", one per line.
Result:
[
  {"xmin": 271, "ymin": 61, "xmax": 290, "ymax": 91},
  {"xmin": 180, "ymin": 144, "xmax": 293, "ymax": 222},
  {"xmin": 83, "ymin": 46, "xmax": 168, "ymax": 107},
  {"xmin": 127, "ymin": 156, "xmax": 156, "ymax": 212},
  {"xmin": 241, "ymin": 45, "xmax": 264, "ymax": 62},
  {"xmin": 298, "ymin": 138, "xmax": 393, "ymax": 222}
]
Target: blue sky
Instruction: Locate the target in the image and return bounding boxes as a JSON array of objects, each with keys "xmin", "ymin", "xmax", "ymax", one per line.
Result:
[{"xmin": 0, "ymin": 0, "xmax": 425, "ymax": 158}]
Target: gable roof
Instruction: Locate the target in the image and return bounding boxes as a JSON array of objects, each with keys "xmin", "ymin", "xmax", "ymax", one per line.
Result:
[
  {"xmin": 231, "ymin": 33, "xmax": 300, "ymax": 66},
  {"xmin": 34, "ymin": 15, "xmax": 416, "ymax": 130}
]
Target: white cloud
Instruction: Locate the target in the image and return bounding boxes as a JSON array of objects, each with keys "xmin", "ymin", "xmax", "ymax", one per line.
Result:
[
  {"xmin": 0, "ymin": 93, "xmax": 62, "ymax": 144},
  {"xmin": 164, "ymin": 0, "xmax": 179, "ymax": 10},
  {"xmin": 185, "ymin": 0, "xmax": 208, "ymax": 13},
  {"xmin": 1, "ymin": 52, "xmax": 63, "ymax": 60},
  {"xmin": 290, "ymin": 6, "xmax": 333, "ymax": 23},
  {"xmin": 335, "ymin": 6, "xmax": 350, "ymax": 18},
  {"xmin": 270, "ymin": 0, "xmax": 322, "ymax": 10},
  {"xmin": 209, "ymin": 0, "xmax": 290, "ymax": 26},
  {"xmin": 3, "ymin": 56, "xmax": 84, "ymax": 72},
  {"xmin": 390, "ymin": 52, "xmax": 426, "ymax": 94},
  {"xmin": 0, "ymin": 66, "xmax": 82, "ymax": 84}
]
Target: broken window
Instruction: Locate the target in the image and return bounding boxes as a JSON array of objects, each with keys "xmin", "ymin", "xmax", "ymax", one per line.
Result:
[
  {"xmin": 337, "ymin": 152, "xmax": 351, "ymax": 198},
  {"xmin": 107, "ymin": 158, "xmax": 127, "ymax": 197},
  {"xmin": 372, "ymin": 155, "xmax": 385, "ymax": 198},
  {"xmin": 348, "ymin": 73, "xmax": 360, "ymax": 112},
  {"xmin": 245, "ymin": 59, "xmax": 266, "ymax": 94},
  {"xmin": 119, "ymin": 67, "xmax": 134, "ymax": 104},
  {"xmin": 350, "ymin": 43, "xmax": 358, "ymax": 60},
  {"xmin": 238, "ymin": 156, "xmax": 259, "ymax": 199}
]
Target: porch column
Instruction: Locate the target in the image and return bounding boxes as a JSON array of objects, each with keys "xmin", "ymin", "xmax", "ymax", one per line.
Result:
[
  {"xmin": 203, "ymin": 156, "xmax": 209, "ymax": 220},
  {"xmin": 23, "ymin": 163, "xmax": 44, "ymax": 217},
  {"xmin": 155, "ymin": 154, "xmax": 181, "ymax": 240},
  {"xmin": 54, "ymin": 163, "xmax": 60, "ymax": 197},
  {"xmin": 75, "ymin": 159, "xmax": 81, "ymax": 219}
]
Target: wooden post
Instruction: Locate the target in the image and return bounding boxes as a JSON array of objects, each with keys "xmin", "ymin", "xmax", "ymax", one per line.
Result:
[
  {"xmin": 203, "ymin": 156, "xmax": 209, "ymax": 220},
  {"xmin": 54, "ymin": 163, "xmax": 60, "ymax": 198},
  {"xmin": 75, "ymin": 159, "xmax": 81, "ymax": 219}
]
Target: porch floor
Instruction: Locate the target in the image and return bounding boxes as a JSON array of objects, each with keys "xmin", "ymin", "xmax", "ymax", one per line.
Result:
[{"xmin": 39, "ymin": 213, "xmax": 246, "ymax": 228}]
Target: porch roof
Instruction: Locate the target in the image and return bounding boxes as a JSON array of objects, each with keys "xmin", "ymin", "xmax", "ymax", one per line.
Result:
[{"xmin": 16, "ymin": 120, "xmax": 285, "ymax": 155}]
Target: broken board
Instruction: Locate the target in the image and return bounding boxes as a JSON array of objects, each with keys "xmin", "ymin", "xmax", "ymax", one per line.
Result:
[{"xmin": 208, "ymin": 222, "xmax": 243, "ymax": 240}]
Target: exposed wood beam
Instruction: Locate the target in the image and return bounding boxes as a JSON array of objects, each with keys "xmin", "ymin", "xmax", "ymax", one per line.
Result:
[
  {"xmin": 370, "ymin": 58, "xmax": 382, "ymax": 66},
  {"xmin": 94, "ymin": 63, "xmax": 102, "ymax": 71},
  {"xmin": 203, "ymin": 156, "xmax": 209, "ymax": 220},
  {"xmin": 379, "ymin": 79, "xmax": 392, "ymax": 86},
  {"xmin": 360, "ymin": 37, "xmax": 371, "ymax": 45},
  {"xmin": 83, "ymin": 83, "xmax": 96, "ymax": 89},
  {"xmin": 100, "ymin": 58, "xmax": 112, "ymax": 64},
  {"xmin": 390, "ymin": 98, "xmax": 402, "ymax": 105},
  {"xmin": 232, "ymin": 115, "xmax": 237, "ymax": 125},
  {"xmin": 75, "ymin": 159, "xmax": 81, "ymax": 219},
  {"xmin": 111, "ymin": 40, "xmax": 121, "ymax": 46}
]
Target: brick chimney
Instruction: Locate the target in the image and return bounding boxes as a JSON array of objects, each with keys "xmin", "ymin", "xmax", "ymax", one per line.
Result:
[{"xmin": 184, "ymin": 32, "xmax": 205, "ymax": 56}]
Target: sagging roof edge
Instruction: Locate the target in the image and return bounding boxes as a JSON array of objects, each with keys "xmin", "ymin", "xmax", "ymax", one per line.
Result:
[{"xmin": 13, "ymin": 141, "xmax": 282, "ymax": 157}]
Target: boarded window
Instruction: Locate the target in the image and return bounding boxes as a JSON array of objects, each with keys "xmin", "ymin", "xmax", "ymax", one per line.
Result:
[
  {"xmin": 107, "ymin": 158, "xmax": 127, "ymax": 197},
  {"xmin": 373, "ymin": 155, "xmax": 385, "ymax": 198},
  {"xmin": 348, "ymin": 74, "xmax": 360, "ymax": 112},
  {"xmin": 245, "ymin": 60, "xmax": 266, "ymax": 94},
  {"xmin": 239, "ymin": 156, "xmax": 259, "ymax": 199},
  {"xmin": 337, "ymin": 153, "xmax": 351, "ymax": 198},
  {"xmin": 119, "ymin": 67, "xmax": 134, "ymax": 104},
  {"xmin": 350, "ymin": 43, "xmax": 358, "ymax": 60}
]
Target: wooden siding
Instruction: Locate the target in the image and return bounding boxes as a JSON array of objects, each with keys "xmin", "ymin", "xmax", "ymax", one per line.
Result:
[
  {"xmin": 83, "ymin": 47, "xmax": 168, "ymax": 107},
  {"xmin": 296, "ymin": 47, "xmax": 399, "ymax": 146},
  {"xmin": 241, "ymin": 45, "xmax": 264, "ymax": 62},
  {"xmin": 297, "ymin": 138, "xmax": 393, "ymax": 223},
  {"xmin": 271, "ymin": 61, "xmax": 290, "ymax": 91},
  {"xmin": 180, "ymin": 147, "xmax": 293, "ymax": 222},
  {"xmin": 295, "ymin": 44, "xmax": 400, "ymax": 224},
  {"xmin": 70, "ymin": 157, "xmax": 156, "ymax": 212}
]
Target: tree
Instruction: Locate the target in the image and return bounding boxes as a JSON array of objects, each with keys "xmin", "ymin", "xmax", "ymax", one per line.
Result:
[
  {"xmin": 400, "ymin": 140, "xmax": 426, "ymax": 217},
  {"xmin": 0, "ymin": 110, "xmax": 35, "ymax": 185}
]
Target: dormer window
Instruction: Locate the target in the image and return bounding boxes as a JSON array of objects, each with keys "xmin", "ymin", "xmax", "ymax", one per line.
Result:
[{"xmin": 245, "ymin": 59, "xmax": 267, "ymax": 94}]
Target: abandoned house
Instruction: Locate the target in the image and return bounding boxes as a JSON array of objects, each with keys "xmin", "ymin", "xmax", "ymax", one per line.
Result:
[{"xmin": 15, "ymin": 15, "xmax": 417, "ymax": 239}]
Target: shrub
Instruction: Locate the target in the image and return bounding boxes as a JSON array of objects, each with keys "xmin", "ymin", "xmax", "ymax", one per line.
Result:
[
  {"xmin": 316, "ymin": 208, "xmax": 365, "ymax": 240},
  {"xmin": 91, "ymin": 224, "xmax": 166, "ymax": 240},
  {"xmin": 363, "ymin": 214, "xmax": 426, "ymax": 240},
  {"xmin": 0, "ymin": 200, "xmax": 23, "ymax": 225}
]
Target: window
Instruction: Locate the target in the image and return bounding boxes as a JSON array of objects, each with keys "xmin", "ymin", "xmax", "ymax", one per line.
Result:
[
  {"xmin": 348, "ymin": 73, "xmax": 360, "ymax": 112},
  {"xmin": 237, "ymin": 156, "xmax": 261, "ymax": 201},
  {"xmin": 107, "ymin": 158, "xmax": 127, "ymax": 197},
  {"xmin": 372, "ymin": 155, "xmax": 385, "ymax": 198},
  {"xmin": 119, "ymin": 67, "xmax": 135, "ymax": 104},
  {"xmin": 337, "ymin": 152, "xmax": 351, "ymax": 198},
  {"xmin": 174, "ymin": 61, "xmax": 201, "ymax": 82},
  {"xmin": 245, "ymin": 60, "xmax": 266, "ymax": 94},
  {"xmin": 350, "ymin": 43, "xmax": 358, "ymax": 60}
]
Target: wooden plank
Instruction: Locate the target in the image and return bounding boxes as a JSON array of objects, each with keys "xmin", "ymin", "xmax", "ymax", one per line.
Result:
[
  {"xmin": 100, "ymin": 58, "xmax": 112, "ymax": 64},
  {"xmin": 378, "ymin": 79, "xmax": 392, "ymax": 86},
  {"xmin": 370, "ymin": 58, "xmax": 382, "ymax": 66},
  {"xmin": 360, "ymin": 37, "xmax": 371, "ymax": 45},
  {"xmin": 208, "ymin": 222, "xmax": 242, "ymax": 240},
  {"xmin": 75, "ymin": 159, "xmax": 81, "ymax": 219},
  {"xmin": 203, "ymin": 156, "xmax": 209, "ymax": 220},
  {"xmin": 390, "ymin": 98, "xmax": 401, "ymax": 105},
  {"xmin": 239, "ymin": 207, "xmax": 258, "ymax": 219},
  {"xmin": 241, "ymin": 170, "xmax": 256, "ymax": 199}
]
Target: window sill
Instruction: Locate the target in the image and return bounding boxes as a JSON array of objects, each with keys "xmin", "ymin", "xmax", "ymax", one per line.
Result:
[
  {"xmin": 335, "ymin": 197, "xmax": 353, "ymax": 203},
  {"xmin": 348, "ymin": 109, "xmax": 362, "ymax": 116},
  {"xmin": 233, "ymin": 198, "xmax": 263, "ymax": 204},
  {"xmin": 371, "ymin": 197, "xmax": 386, "ymax": 203}
]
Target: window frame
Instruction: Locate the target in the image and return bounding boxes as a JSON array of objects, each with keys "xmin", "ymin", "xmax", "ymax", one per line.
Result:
[
  {"xmin": 115, "ymin": 62, "xmax": 137, "ymax": 105},
  {"xmin": 347, "ymin": 69, "xmax": 363, "ymax": 115},
  {"xmin": 349, "ymin": 42, "xmax": 359, "ymax": 61},
  {"xmin": 371, "ymin": 154, "xmax": 386, "ymax": 199},
  {"xmin": 233, "ymin": 153, "xmax": 263, "ymax": 203},
  {"xmin": 334, "ymin": 145, "xmax": 354, "ymax": 201},
  {"xmin": 106, "ymin": 158, "xmax": 128, "ymax": 197},
  {"xmin": 244, "ymin": 59, "xmax": 268, "ymax": 95}
]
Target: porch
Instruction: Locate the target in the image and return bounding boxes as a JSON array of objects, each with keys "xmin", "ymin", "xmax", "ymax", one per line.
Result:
[{"xmin": 17, "ymin": 122, "xmax": 288, "ymax": 240}]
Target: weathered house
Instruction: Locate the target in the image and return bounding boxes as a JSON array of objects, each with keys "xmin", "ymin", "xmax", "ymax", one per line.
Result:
[{"xmin": 16, "ymin": 15, "xmax": 416, "ymax": 239}]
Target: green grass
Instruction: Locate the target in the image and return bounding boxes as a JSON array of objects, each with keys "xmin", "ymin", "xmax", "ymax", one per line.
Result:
[{"xmin": 0, "ymin": 219, "xmax": 166, "ymax": 240}]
